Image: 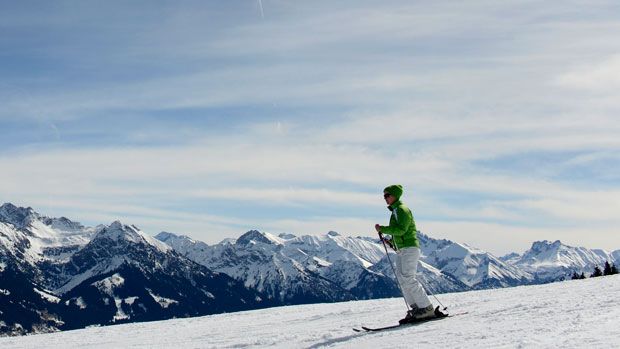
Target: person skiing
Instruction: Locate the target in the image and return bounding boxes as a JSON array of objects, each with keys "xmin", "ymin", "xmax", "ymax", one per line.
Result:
[{"xmin": 375, "ymin": 184, "xmax": 435, "ymax": 323}]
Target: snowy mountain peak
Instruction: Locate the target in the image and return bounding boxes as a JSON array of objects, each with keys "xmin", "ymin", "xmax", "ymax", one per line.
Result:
[
  {"xmin": 0, "ymin": 203, "xmax": 96, "ymax": 265},
  {"xmin": 508, "ymin": 239, "xmax": 619, "ymax": 281},
  {"xmin": 522, "ymin": 240, "xmax": 574, "ymax": 263},
  {"xmin": 530, "ymin": 240, "xmax": 562, "ymax": 252},
  {"xmin": 500, "ymin": 252, "xmax": 521, "ymax": 263},
  {"xmin": 236, "ymin": 230, "xmax": 284, "ymax": 246},
  {"xmin": 0, "ymin": 204, "xmax": 86, "ymax": 236},
  {"xmin": 439, "ymin": 241, "xmax": 481, "ymax": 259},
  {"xmin": 109, "ymin": 220, "xmax": 124, "ymax": 231},
  {"xmin": 41, "ymin": 216, "xmax": 86, "ymax": 233},
  {"xmin": 421, "ymin": 234, "xmax": 530, "ymax": 288},
  {"xmin": 155, "ymin": 232, "xmax": 209, "ymax": 255},
  {"xmin": 327, "ymin": 231, "xmax": 341, "ymax": 237},
  {"xmin": 94, "ymin": 221, "xmax": 171, "ymax": 253},
  {"xmin": 0, "ymin": 203, "xmax": 38, "ymax": 228},
  {"xmin": 95, "ymin": 221, "xmax": 133, "ymax": 240},
  {"xmin": 155, "ymin": 231, "xmax": 192, "ymax": 244}
]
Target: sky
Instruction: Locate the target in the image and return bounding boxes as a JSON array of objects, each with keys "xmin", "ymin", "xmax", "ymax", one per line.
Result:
[{"xmin": 1, "ymin": 0, "xmax": 619, "ymax": 256}]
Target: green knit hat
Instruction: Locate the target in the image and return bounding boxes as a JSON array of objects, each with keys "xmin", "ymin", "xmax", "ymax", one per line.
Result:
[{"xmin": 383, "ymin": 184, "xmax": 403, "ymax": 200}]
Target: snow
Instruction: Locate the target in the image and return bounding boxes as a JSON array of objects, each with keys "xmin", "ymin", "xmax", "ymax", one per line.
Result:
[
  {"xmin": 124, "ymin": 296, "xmax": 139, "ymax": 305},
  {"xmin": 0, "ymin": 208, "xmax": 93, "ymax": 266},
  {"xmin": 237, "ymin": 230, "xmax": 285, "ymax": 246},
  {"xmin": 136, "ymin": 229, "xmax": 172, "ymax": 253},
  {"xmin": 100, "ymin": 222, "xmax": 171, "ymax": 253},
  {"xmin": 0, "ymin": 222, "xmax": 42, "ymax": 264},
  {"xmin": 33, "ymin": 288, "xmax": 60, "ymax": 304},
  {"xmin": 512, "ymin": 240, "xmax": 618, "ymax": 280},
  {"xmin": 168, "ymin": 230, "xmax": 373, "ymax": 301},
  {"xmin": 64, "ymin": 297, "xmax": 87, "ymax": 309},
  {"xmin": 312, "ymin": 256, "xmax": 332, "ymax": 268},
  {"xmin": 113, "ymin": 298, "xmax": 129, "ymax": 322},
  {"xmin": 56, "ymin": 256, "xmax": 126, "ymax": 294},
  {"xmin": 92, "ymin": 273, "xmax": 125, "ymax": 296},
  {"xmin": 287, "ymin": 233, "xmax": 385, "ymax": 266},
  {"xmin": 1, "ymin": 274, "xmax": 618, "ymax": 348},
  {"xmin": 424, "ymin": 240, "xmax": 530, "ymax": 287},
  {"xmin": 147, "ymin": 289, "xmax": 179, "ymax": 309}
]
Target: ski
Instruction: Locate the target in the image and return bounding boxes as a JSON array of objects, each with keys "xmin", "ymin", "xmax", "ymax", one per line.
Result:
[{"xmin": 353, "ymin": 311, "xmax": 468, "ymax": 333}]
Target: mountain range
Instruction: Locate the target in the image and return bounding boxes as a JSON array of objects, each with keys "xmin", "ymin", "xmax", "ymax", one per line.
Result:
[
  {"xmin": 1, "ymin": 203, "xmax": 618, "ymax": 336},
  {"xmin": 0, "ymin": 203, "xmax": 269, "ymax": 336}
]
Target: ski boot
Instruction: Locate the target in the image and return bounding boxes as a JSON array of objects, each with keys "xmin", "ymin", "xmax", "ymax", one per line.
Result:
[{"xmin": 399, "ymin": 304, "xmax": 435, "ymax": 324}]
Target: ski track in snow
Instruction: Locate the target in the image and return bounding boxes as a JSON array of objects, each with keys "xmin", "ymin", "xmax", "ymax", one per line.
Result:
[{"xmin": 1, "ymin": 275, "xmax": 618, "ymax": 348}]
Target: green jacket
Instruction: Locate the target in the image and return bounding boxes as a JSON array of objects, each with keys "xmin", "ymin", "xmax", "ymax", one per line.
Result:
[{"xmin": 379, "ymin": 200, "xmax": 419, "ymax": 249}]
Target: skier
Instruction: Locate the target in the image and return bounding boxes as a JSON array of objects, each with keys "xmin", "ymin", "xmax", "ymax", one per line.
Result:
[{"xmin": 375, "ymin": 184, "xmax": 435, "ymax": 324}]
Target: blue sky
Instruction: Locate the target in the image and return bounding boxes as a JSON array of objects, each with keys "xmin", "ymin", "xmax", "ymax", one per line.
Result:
[{"xmin": 1, "ymin": 1, "xmax": 620, "ymax": 255}]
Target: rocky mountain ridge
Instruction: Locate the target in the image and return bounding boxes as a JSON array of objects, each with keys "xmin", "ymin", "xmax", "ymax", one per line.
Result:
[{"xmin": 1, "ymin": 203, "xmax": 618, "ymax": 336}]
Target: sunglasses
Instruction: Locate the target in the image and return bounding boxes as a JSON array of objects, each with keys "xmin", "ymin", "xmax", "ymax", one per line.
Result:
[{"xmin": 383, "ymin": 193, "xmax": 392, "ymax": 199}]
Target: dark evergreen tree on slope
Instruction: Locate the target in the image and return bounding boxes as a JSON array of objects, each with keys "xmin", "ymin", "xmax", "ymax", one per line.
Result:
[{"xmin": 603, "ymin": 261, "xmax": 613, "ymax": 276}]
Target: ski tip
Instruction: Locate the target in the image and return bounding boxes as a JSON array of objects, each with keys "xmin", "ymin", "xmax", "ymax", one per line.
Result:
[{"xmin": 353, "ymin": 326, "xmax": 376, "ymax": 332}]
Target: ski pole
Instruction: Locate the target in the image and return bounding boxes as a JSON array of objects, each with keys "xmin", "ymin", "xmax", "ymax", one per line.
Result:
[
  {"xmin": 413, "ymin": 233, "xmax": 448, "ymax": 311},
  {"xmin": 421, "ymin": 278, "xmax": 447, "ymax": 311},
  {"xmin": 379, "ymin": 233, "xmax": 410, "ymax": 310}
]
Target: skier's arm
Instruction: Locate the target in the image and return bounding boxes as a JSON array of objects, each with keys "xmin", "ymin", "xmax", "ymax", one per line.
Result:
[{"xmin": 379, "ymin": 207, "xmax": 411, "ymax": 237}]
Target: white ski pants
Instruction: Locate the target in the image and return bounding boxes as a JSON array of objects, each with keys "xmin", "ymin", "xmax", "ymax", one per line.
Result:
[{"xmin": 395, "ymin": 247, "xmax": 432, "ymax": 309}]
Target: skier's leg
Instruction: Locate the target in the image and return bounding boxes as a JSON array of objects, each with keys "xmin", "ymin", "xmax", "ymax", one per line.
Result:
[
  {"xmin": 394, "ymin": 251, "xmax": 408, "ymax": 301},
  {"xmin": 398, "ymin": 247, "xmax": 432, "ymax": 309}
]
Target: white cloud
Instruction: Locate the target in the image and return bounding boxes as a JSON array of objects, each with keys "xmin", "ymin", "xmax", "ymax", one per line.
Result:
[
  {"xmin": 189, "ymin": 187, "xmax": 377, "ymax": 207},
  {"xmin": 555, "ymin": 54, "xmax": 620, "ymax": 90},
  {"xmin": 513, "ymin": 195, "xmax": 620, "ymax": 223}
]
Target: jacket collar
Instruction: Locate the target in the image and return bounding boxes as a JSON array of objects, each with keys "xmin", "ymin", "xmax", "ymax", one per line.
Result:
[{"xmin": 387, "ymin": 200, "xmax": 401, "ymax": 211}]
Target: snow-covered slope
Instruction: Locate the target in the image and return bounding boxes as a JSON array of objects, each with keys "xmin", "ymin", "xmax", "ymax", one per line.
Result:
[
  {"xmin": 508, "ymin": 240, "xmax": 620, "ymax": 281},
  {"xmin": 2, "ymin": 274, "xmax": 618, "ymax": 348}
]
